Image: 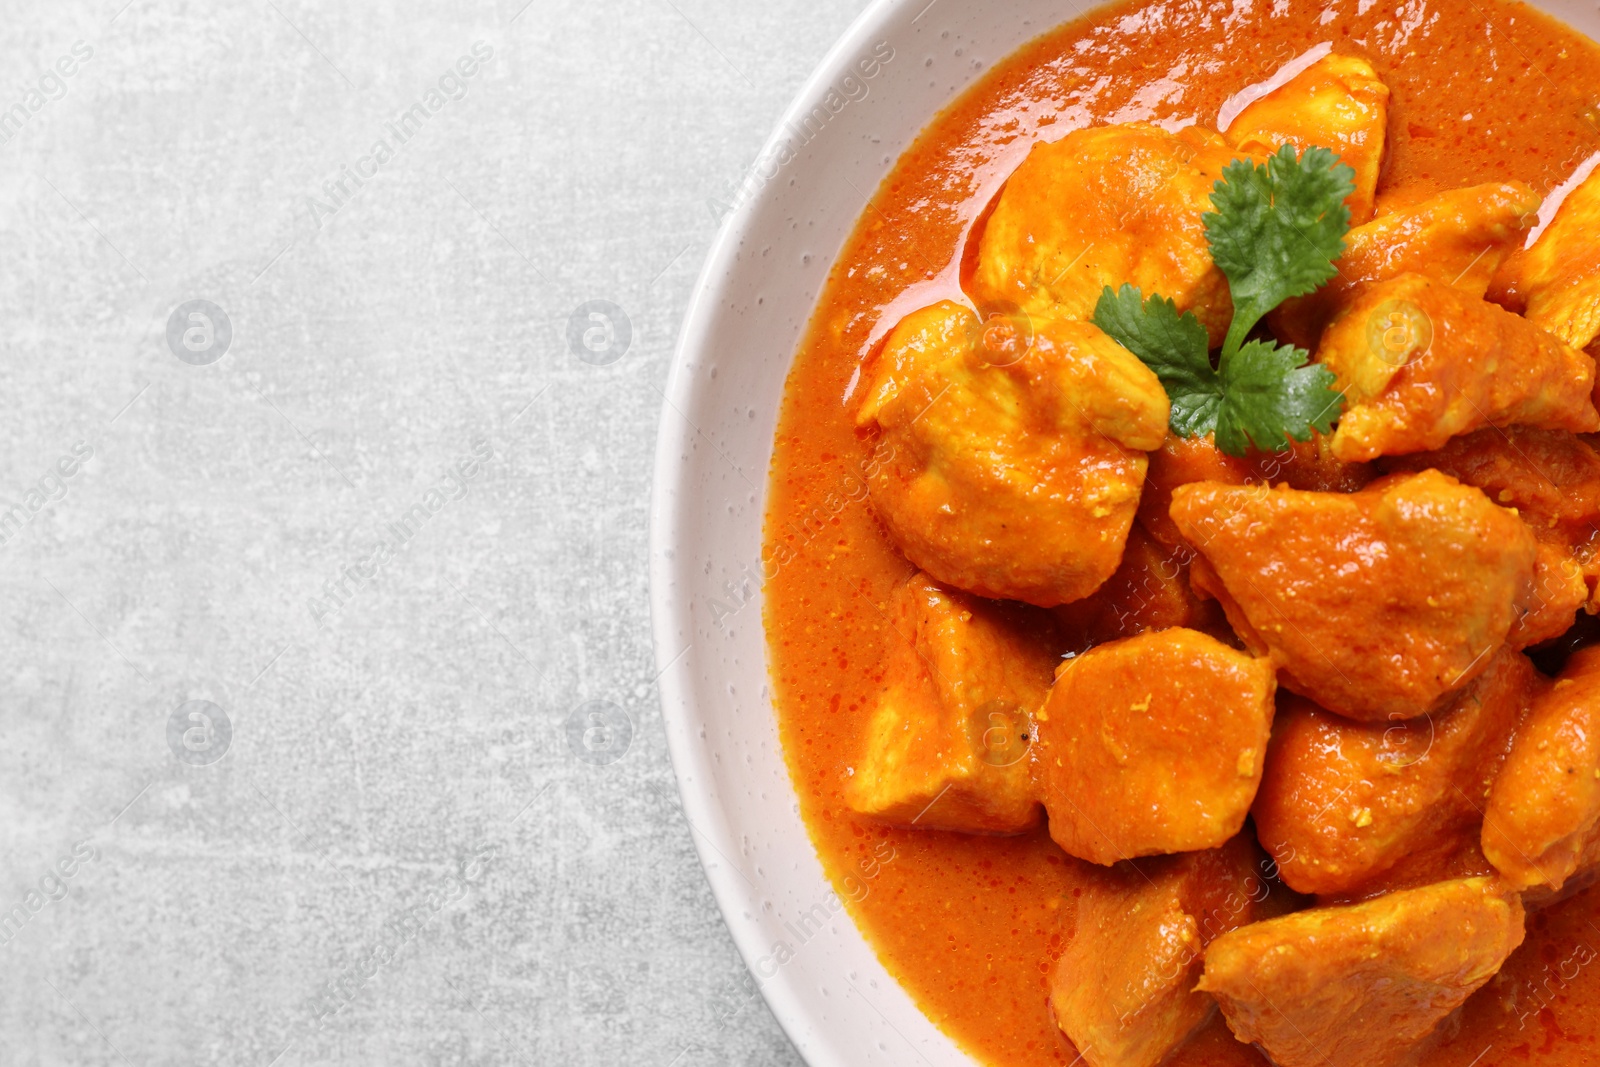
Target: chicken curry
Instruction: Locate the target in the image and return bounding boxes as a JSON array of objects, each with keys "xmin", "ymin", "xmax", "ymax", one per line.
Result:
[{"xmin": 762, "ymin": 0, "xmax": 1600, "ymax": 1064}]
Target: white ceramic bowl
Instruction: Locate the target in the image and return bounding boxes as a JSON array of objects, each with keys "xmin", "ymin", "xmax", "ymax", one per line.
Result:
[{"xmin": 648, "ymin": 1, "xmax": 1600, "ymax": 1064}]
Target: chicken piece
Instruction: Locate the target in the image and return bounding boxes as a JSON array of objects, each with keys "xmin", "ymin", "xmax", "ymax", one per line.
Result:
[
  {"xmin": 1199, "ymin": 877, "xmax": 1526, "ymax": 1067},
  {"xmin": 1520, "ymin": 826, "xmax": 1600, "ymax": 911},
  {"xmin": 1380, "ymin": 428, "xmax": 1599, "ymax": 647},
  {"xmin": 1172, "ymin": 471, "xmax": 1538, "ymax": 722},
  {"xmin": 970, "ymin": 123, "xmax": 1241, "ymax": 346},
  {"xmin": 1253, "ymin": 650, "xmax": 1541, "ymax": 895},
  {"xmin": 1576, "ymin": 534, "xmax": 1600, "ymax": 616},
  {"xmin": 1489, "ymin": 164, "xmax": 1600, "ymax": 350},
  {"xmin": 1380, "ymin": 427, "xmax": 1600, "ymax": 541},
  {"xmin": 1137, "ymin": 433, "xmax": 1372, "ymax": 549},
  {"xmin": 1319, "ymin": 273, "xmax": 1600, "ymax": 462},
  {"xmin": 1526, "ymin": 606, "xmax": 1600, "ymax": 676},
  {"xmin": 857, "ymin": 301, "xmax": 1168, "ymax": 606},
  {"xmin": 1312, "ymin": 836, "xmax": 1499, "ymax": 907},
  {"xmin": 1516, "ymin": 802, "xmax": 1600, "ymax": 910},
  {"xmin": 1514, "ymin": 540, "xmax": 1588, "ymax": 649},
  {"xmin": 1271, "ymin": 181, "xmax": 1540, "ymax": 349},
  {"xmin": 1137, "ymin": 434, "xmax": 1253, "ymax": 549},
  {"xmin": 1051, "ymin": 835, "xmax": 1288, "ymax": 1067},
  {"xmin": 844, "ymin": 573, "xmax": 1054, "ymax": 833},
  {"xmin": 1483, "ymin": 646, "xmax": 1600, "ymax": 890},
  {"xmin": 1224, "ymin": 52, "xmax": 1390, "ymax": 225},
  {"xmin": 1035, "ymin": 628, "xmax": 1276, "ymax": 864},
  {"xmin": 1051, "ymin": 523, "xmax": 1222, "ymax": 648},
  {"xmin": 1244, "ymin": 430, "xmax": 1376, "ymax": 492}
]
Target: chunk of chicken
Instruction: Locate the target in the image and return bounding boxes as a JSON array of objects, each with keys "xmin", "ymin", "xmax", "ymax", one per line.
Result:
[
  {"xmin": 1224, "ymin": 52, "xmax": 1390, "ymax": 225},
  {"xmin": 1136, "ymin": 433, "xmax": 1373, "ymax": 548},
  {"xmin": 1051, "ymin": 835, "xmax": 1289, "ymax": 1067},
  {"xmin": 1137, "ymin": 435, "xmax": 1254, "ymax": 549},
  {"xmin": 970, "ymin": 123, "xmax": 1241, "ymax": 345},
  {"xmin": 1271, "ymin": 182, "xmax": 1540, "ymax": 349},
  {"xmin": 1489, "ymin": 163, "xmax": 1600, "ymax": 350},
  {"xmin": 1253, "ymin": 649, "xmax": 1541, "ymax": 895},
  {"xmin": 1245, "ymin": 429, "xmax": 1377, "ymax": 492},
  {"xmin": 1172, "ymin": 471, "xmax": 1538, "ymax": 722},
  {"xmin": 1380, "ymin": 427, "xmax": 1600, "ymax": 541},
  {"xmin": 1483, "ymin": 646, "xmax": 1600, "ymax": 890},
  {"xmin": 1575, "ymin": 536, "xmax": 1600, "ymax": 616},
  {"xmin": 1199, "ymin": 877, "xmax": 1526, "ymax": 1067},
  {"xmin": 1520, "ymin": 826, "xmax": 1600, "ymax": 912},
  {"xmin": 1515, "ymin": 540, "xmax": 1588, "ymax": 649},
  {"xmin": 1381, "ymin": 428, "xmax": 1599, "ymax": 646},
  {"xmin": 1051, "ymin": 523, "xmax": 1224, "ymax": 648},
  {"xmin": 1311, "ymin": 836, "xmax": 1500, "ymax": 907},
  {"xmin": 857, "ymin": 301, "xmax": 1169, "ymax": 606},
  {"xmin": 1319, "ymin": 273, "xmax": 1600, "ymax": 462},
  {"xmin": 844, "ymin": 572, "xmax": 1054, "ymax": 834},
  {"xmin": 1035, "ymin": 628, "xmax": 1276, "ymax": 864}
]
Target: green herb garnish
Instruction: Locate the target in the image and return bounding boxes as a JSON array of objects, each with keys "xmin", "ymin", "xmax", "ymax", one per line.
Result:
[{"xmin": 1092, "ymin": 144, "xmax": 1355, "ymax": 456}]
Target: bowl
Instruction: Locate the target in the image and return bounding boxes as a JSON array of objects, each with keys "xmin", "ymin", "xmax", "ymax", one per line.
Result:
[{"xmin": 647, "ymin": 0, "xmax": 1600, "ymax": 1064}]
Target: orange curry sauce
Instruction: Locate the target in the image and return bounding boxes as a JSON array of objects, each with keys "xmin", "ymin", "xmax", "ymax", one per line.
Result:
[{"xmin": 762, "ymin": 1, "xmax": 1600, "ymax": 1064}]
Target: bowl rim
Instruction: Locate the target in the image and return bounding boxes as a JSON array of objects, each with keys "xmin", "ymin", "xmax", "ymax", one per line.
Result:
[{"xmin": 647, "ymin": 0, "xmax": 920, "ymax": 1060}]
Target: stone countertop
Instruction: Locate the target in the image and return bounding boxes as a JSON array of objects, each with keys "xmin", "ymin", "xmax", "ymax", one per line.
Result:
[{"xmin": 0, "ymin": 0, "xmax": 866, "ymax": 1062}]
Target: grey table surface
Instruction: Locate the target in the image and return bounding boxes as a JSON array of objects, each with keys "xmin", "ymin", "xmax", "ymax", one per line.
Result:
[{"xmin": 0, "ymin": 0, "xmax": 871, "ymax": 1062}]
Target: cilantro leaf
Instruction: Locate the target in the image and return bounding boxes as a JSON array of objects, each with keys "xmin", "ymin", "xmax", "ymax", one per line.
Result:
[
  {"xmin": 1092, "ymin": 288, "xmax": 1342, "ymax": 453},
  {"xmin": 1213, "ymin": 339, "xmax": 1346, "ymax": 456},
  {"xmin": 1204, "ymin": 144, "xmax": 1355, "ymax": 355},
  {"xmin": 1092, "ymin": 285, "xmax": 1220, "ymax": 438}
]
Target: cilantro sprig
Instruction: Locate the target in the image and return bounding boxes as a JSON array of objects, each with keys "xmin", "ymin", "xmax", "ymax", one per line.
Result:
[{"xmin": 1092, "ymin": 144, "xmax": 1354, "ymax": 456}]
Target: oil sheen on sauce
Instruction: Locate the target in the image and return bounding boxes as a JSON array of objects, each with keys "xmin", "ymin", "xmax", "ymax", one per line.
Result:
[{"xmin": 762, "ymin": 0, "xmax": 1600, "ymax": 1063}]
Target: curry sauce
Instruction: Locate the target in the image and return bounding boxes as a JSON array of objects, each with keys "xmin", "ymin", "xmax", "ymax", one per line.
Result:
[{"xmin": 763, "ymin": 1, "xmax": 1600, "ymax": 1063}]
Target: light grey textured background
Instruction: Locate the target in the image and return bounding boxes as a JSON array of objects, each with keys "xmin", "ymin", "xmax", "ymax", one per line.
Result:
[{"xmin": 0, "ymin": 0, "xmax": 868, "ymax": 1063}]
